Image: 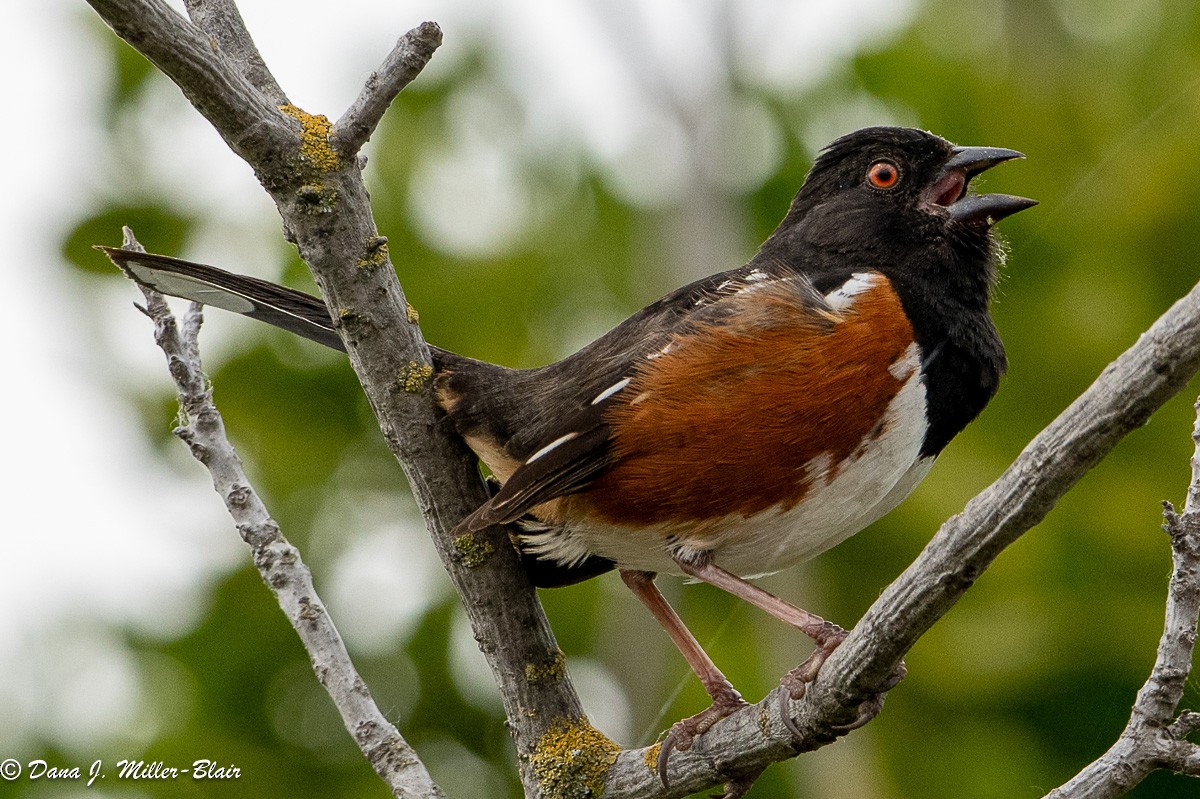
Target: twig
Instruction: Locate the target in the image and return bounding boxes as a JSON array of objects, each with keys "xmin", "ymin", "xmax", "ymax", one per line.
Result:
[
  {"xmin": 332, "ymin": 21, "xmax": 444, "ymax": 155},
  {"xmin": 1040, "ymin": 496, "xmax": 1200, "ymax": 795},
  {"xmin": 1187, "ymin": 396, "xmax": 1200, "ymax": 514},
  {"xmin": 119, "ymin": 229, "xmax": 445, "ymax": 799},
  {"xmin": 87, "ymin": 0, "xmax": 292, "ymax": 165},
  {"xmin": 1172, "ymin": 710, "xmax": 1200, "ymax": 739}
]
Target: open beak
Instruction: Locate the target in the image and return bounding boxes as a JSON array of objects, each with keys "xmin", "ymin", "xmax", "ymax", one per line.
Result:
[{"xmin": 928, "ymin": 145, "xmax": 1038, "ymax": 226}]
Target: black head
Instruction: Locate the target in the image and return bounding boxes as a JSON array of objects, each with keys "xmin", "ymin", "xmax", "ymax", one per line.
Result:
[
  {"xmin": 753, "ymin": 126, "xmax": 1036, "ymax": 458},
  {"xmin": 756, "ymin": 126, "xmax": 1035, "ymax": 307}
]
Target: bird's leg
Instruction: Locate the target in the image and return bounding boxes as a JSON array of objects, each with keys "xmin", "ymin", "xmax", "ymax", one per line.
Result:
[
  {"xmin": 673, "ymin": 553, "xmax": 902, "ymax": 736},
  {"xmin": 674, "ymin": 554, "xmax": 845, "ymax": 644},
  {"xmin": 619, "ymin": 569, "xmax": 748, "ymax": 787}
]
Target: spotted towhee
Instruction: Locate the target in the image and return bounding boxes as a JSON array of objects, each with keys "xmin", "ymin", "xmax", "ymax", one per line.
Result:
[{"xmin": 103, "ymin": 126, "xmax": 1034, "ymax": 782}]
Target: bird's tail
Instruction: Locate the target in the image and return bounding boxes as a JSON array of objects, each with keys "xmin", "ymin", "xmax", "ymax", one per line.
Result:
[
  {"xmin": 100, "ymin": 247, "xmax": 617, "ymax": 588},
  {"xmin": 100, "ymin": 247, "xmax": 355, "ymax": 352}
]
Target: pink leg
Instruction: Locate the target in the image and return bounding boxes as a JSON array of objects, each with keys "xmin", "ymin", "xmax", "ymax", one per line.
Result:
[
  {"xmin": 619, "ymin": 570, "xmax": 748, "ymax": 787},
  {"xmin": 675, "ymin": 557, "xmax": 847, "ymax": 649},
  {"xmin": 674, "ymin": 557, "xmax": 858, "ymax": 736}
]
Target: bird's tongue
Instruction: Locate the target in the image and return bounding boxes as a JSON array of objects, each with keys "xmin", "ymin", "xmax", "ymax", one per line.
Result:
[{"xmin": 930, "ymin": 171, "xmax": 967, "ymax": 207}]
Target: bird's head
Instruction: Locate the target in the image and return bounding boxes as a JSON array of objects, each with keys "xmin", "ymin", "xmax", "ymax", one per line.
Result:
[{"xmin": 759, "ymin": 126, "xmax": 1036, "ymax": 301}]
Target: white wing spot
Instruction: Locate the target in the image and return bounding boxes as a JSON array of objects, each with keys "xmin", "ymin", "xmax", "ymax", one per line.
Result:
[
  {"xmin": 590, "ymin": 377, "xmax": 631, "ymax": 406},
  {"xmin": 824, "ymin": 272, "xmax": 877, "ymax": 312},
  {"xmin": 526, "ymin": 432, "xmax": 579, "ymax": 465},
  {"xmin": 647, "ymin": 342, "xmax": 673, "ymax": 360},
  {"xmin": 744, "ymin": 269, "xmax": 768, "ymax": 282}
]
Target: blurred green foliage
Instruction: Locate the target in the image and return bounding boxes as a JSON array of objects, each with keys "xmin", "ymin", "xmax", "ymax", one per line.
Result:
[
  {"xmin": 55, "ymin": 1, "xmax": 1200, "ymax": 797},
  {"xmin": 63, "ymin": 204, "xmax": 192, "ymax": 274}
]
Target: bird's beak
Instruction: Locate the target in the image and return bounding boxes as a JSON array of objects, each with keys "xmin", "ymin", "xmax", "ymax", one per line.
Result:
[
  {"xmin": 944, "ymin": 145, "xmax": 1026, "ymax": 178},
  {"xmin": 928, "ymin": 145, "xmax": 1038, "ymax": 226}
]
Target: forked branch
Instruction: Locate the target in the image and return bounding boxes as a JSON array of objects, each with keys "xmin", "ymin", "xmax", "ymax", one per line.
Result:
[
  {"xmin": 86, "ymin": 1, "xmax": 587, "ymax": 795},
  {"xmin": 118, "ymin": 229, "xmax": 444, "ymax": 799}
]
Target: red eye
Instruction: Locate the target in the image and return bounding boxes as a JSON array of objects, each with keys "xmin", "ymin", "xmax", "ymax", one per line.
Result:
[{"xmin": 867, "ymin": 160, "xmax": 900, "ymax": 189}]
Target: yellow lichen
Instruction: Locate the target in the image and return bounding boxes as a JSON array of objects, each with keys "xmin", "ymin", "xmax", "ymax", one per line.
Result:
[
  {"xmin": 279, "ymin": 104, "xmax": 339, "ymax": 172},
  {"xmin": 398, "ymin": 361, "xmax": 434, "ymax": 393},
  {"xmin": 451, "ymin": 533, "xmax": 493, "ymax": 568},
  {"xmin": 531, "ymin": 717, "xmax": 619, "ymax": 799},
  {"xmin": 357, "ymin": 236, "xmax": 389, "ymax": 269},
  {"xmin": 525, "ymin": 649, "xmax": 567, "ymax": 686},
  {"xmin": 642, "ymin": 743, "xmax": 661, "ymax": 774},
  {"xmin": 296, "ymin": 183, "xmax": 337, "ymax": 213},
  {"xmin": 406, "ymin": 303, "xmax": 420, "ymax": 324}
]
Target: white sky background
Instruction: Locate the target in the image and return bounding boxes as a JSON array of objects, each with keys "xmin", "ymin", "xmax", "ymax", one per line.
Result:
[{"xmin": 0, "ymin": 0, "xmax": 917, "ymax": 768}]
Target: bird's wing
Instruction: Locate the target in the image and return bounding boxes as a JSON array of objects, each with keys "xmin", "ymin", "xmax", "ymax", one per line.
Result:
[{"xmin": 457, "ymin": 262, "xmax": 836, "ymax": 530}]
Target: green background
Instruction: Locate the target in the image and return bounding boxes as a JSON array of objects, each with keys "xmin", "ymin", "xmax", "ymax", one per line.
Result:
[{"xmin": 44, "ymin": 1, "xmax": 1200, "ymax": 796}]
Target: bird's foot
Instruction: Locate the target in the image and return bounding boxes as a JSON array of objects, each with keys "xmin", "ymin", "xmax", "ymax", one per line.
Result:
[
  {"xmin": 829, "ymin": 659, "xmax": 907, "ymax": 733},
  {"xmin": 778, "ymin": 637, "xmax": 907, "ymax": 738},
  {"xmin": 781, "ymin": 623, "xmax": 848, "ymax": 697},
  {"xmin": 657, "ymin": 684, "xmax": 748, "ymax": 788},
  {"xmin": 777, "ymin": 624, "xmax": 847, "ymax": 737}
]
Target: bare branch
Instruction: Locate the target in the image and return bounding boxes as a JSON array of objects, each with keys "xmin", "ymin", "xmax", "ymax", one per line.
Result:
[
  {"xmin": 1172, "ymin": 710, "xmax": 1200, "ymax": 739},
  {"xmin": 88, "ymin": 4, "xmax": 587, "ymax": 796},
  {"xmin": 117, "ymin": 229, "xmax": 445, "ymax": 799},
  {"xmin": 1173, "ymin": 740, "xmax": 1200, "ymax": 778},
  {"xmin": 86, "ymin": 0, "xmax": 296, "ymax": 166},
  {"xmin": 1147, "ymin": 504, "xmax": 1200, "ymax": 724},
  {"xmin": 1040, "ymin": 408, "xmax": 1200, "ymax": 797},
  {"xmin": 332, "ymin": 22, "xmax": 444, "ymax": 156},
  {"xmin": 1187, "ymin": 396, "xmax": 1200, "ymax": 514},
  {"xmin": 183, "ymin": 0, "xmax": 289, "ymax": 105}
]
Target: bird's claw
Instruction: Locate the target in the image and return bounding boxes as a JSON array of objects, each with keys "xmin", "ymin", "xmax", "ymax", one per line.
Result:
[
  {"xmin": 779, "ymin": 653, "xmax": 908, "ymax": 739},
  {"xmin": 777, "ymin": 628, "xmax": 848, "ymax": 737},
  {"xmin": 657, "ymin": 692, "xmax": 749, "ymax": 787}
]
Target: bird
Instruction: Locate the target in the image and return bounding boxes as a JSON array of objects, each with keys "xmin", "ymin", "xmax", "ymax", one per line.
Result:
[{"xmin": 102, "ymin": 125, "xmax": 1034, "ymax": 793}]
